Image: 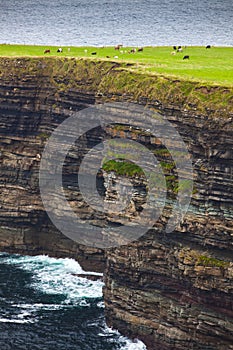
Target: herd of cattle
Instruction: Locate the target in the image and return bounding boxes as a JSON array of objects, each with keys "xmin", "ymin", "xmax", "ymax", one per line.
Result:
[
  {"xmin": 44, "ymin": 47, "xmax": 63, "ymax": 54},
  {"xmin": 171, "ymin": 45, "xmax": 211, "ymax": 60},
  {"xmin": 43, "ymin": 45, "xmax": 212, "ymax": 60}
]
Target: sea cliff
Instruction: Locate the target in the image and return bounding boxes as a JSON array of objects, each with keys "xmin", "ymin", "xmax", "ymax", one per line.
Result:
[{"xmin": 0, "ymin": 57, "xmax": 232, "ymax": 349}]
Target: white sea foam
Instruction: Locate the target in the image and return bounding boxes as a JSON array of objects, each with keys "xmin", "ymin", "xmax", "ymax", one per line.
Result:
[
  {"xmin": 99, "ymin": 324, "xmax": 147, "ymax": 349},
  {"xmin": 0, "ymin": 318, "xmax": 33, "ymax": 324},
  {"xmin": 2, "ymin": 254, "xmax": 147, "ymax": 348},
  {"xmin": 0, "ymin": 309, "xmax": 35, "ymax": 324},
  {"xmin": 97, "ymin": 301, "xmax": 105, "ymax": 308},
  {"xmin": 119, "ymin": 338, "xmax": 147, "ymax": 350},
  {"xmin": 2, "ymin": 254, "xmax": 104, "ymax": 305},
  {"xmin": 12, "ymin": 303, "xmax": 71, "ymax": 311}
]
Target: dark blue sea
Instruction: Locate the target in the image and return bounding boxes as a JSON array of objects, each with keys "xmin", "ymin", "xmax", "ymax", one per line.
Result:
[
  {"xmin": 0, "ymin": 253, "xmax": 146, "ymax": 350},
  {"xmin": 0, "ymin": 0, "xmax": 232, "ymax": 46}
]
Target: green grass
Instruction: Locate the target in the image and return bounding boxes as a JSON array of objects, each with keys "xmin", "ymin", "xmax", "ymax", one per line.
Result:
[
  {"xmin": 102, "ymin": 159, "xmax": 144, "ymax": 177},
  {"xmin": 197, "ymin": 255, "xmax": 230, "ymax": 268},
  {"xmin": 0, "ymin": 44, "xmax": 233, "ymax": 86}
]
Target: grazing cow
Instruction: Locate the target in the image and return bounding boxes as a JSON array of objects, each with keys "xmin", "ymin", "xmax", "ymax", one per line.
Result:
[
  {"xmin": 115, "ymin": 44, "xmax": 123, "ymax": 50},
  {"xmin": 57, "ymin": 48, "xmax": 63, "ymax": 53},
  {"xmin": 177, "ymin": 47, "xmax": 183, "ymax": 52},
  {"xmin": 173, "ymin": 46, "xmax": 177, "ymax": 50},
  {"xmin": 178, "ymin": 46, "xmax": 182, "ymax": 49},
  {"xmin": 44, "ymin": 49, "xmax": 50, "ymax": 54},
  {"xmin": 106, "ymin": 56, "xmax": 110, "ymax": 58},
  {"xmin": 91, "ymin": 52, "xmax": 97, "ymax": 55},
  {"xmin": 183, "ymin": 55, "xmax": 189, "ymax": 60},
  {"xmin": 130, "ymin": 48, "xmax": 136, "ymax": 53},
  {"xmin": 138, "ymin": 47, "xmax": 144, "ymax": 52},
  {"xmin": 206, "ymin": 45, "xmax": 211, "ymax": 49}
]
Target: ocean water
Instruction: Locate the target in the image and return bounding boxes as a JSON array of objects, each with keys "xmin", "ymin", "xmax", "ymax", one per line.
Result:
[
  {"xmin": 0, "ymin": 253, "xmax": 147, "ymax": 350},
  {"xmin": 0, "ymin": 0, "xmax": 232, "ymax": 46}
]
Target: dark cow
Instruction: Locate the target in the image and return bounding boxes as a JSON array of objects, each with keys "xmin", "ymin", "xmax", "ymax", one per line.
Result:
[
  {"xmin": 130, "ymin": 48, "xmax": 136, "ymax": 53},
  {"xmin": 57, "ymin": 48, "xmax": 63, "ymax": 53},
  {"xmin": 91, "ymin": 52, "xmax": 97, "ymax": 55},
  {"xmin": 115, "ymin": 44, "xmax": 123, "ymax": 50},
  {"xmin": 183, "ymin": 55, "xmax": 189, "ymax": 60},
  {"xmin": 44, "ymin": 49, "xmax": 50, "ymax": 54},
  {"xmin": 106, "ymin": 56, "xmax": 111, "ymax": 58},
  {"xmin": 138, "ymin": 47, "xmax": 144, "ymax": 52},
  {"xmin": 173, "ymin": 46, "xmax": 177, "ymax": 50},
  {"xmin": 206, "ymin": 45, "xmax": 211, "ymax": 49}
]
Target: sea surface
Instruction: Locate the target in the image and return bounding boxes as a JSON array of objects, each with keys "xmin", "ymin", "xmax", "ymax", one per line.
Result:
[
  {"xmin": 0, "ymin": 253, "xmax": 146, "ymax": 350},
  {"xmin": 0, "ymin": 0, "xmax": 232, "ymax": 47}
]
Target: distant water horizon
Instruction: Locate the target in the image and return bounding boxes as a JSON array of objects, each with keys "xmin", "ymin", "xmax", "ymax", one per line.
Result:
[{"xmin": 0, "ymin": 0, "xmax": 232, "ymax": 47}]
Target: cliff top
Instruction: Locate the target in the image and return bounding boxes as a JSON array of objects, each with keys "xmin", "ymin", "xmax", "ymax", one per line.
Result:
[{"xmin": 0, "ymin": 44, "xmax": 233, "ymax": 87}]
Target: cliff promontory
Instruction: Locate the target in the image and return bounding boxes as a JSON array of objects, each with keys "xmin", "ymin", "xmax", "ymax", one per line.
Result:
[{"xmin": 0, "ymin": 57, "xmax": 232, "ymax": 349}]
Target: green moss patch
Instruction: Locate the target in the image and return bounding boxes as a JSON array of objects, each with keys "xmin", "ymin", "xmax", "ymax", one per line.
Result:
[
  {"xmin": 102, "ymin": 159, "xmax": 144, "ymax": 177},
  {"xmin": 197, "ymin": 255, "xmax": 230, "ymax": 268}
]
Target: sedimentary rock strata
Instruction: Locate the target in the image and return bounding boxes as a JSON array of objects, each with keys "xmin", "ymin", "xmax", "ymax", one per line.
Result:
[{"xmin": 0, "ymin": 57, "xmax": 232, "ymax": 349}]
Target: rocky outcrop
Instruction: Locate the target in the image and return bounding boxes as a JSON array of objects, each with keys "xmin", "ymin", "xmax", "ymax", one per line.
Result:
[
  {"xmin": 104, "ymin": 234, "xmax": 233, "ymax": 350},
  {"xmin": 0, "ymin": 57, "xmax": 232, "ymax": 348},
  {"xmin": 0, "ymin": 58, "xmax": 111, "ymax": 271},
  {"xmin": 103, "ymin": 101, "xmax": 233, "ymax": 349}
]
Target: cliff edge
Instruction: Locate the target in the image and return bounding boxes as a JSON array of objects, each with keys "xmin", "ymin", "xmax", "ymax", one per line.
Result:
[{"xmin": 0, "ymin": 57, "xmax": 232, "ymax": 349}]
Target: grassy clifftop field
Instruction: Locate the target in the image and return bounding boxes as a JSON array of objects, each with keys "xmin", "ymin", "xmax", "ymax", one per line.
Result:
[{"xmin": 0, "ymin": 44, "xmax": 232, "ymax": 86}]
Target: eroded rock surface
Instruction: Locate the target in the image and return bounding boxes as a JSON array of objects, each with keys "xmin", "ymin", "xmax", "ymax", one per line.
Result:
[
  {"xmin": 103, "ymin": 98, "xmax": 233, "ymax": 350},
  {"xmin": 0, "ymin": 57, "xmax": 232, "ymax": 349}
]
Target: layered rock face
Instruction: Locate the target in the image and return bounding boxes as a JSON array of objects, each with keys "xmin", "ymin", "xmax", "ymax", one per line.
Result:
[
  {"xmin": 0, "ymin": 57, "xmax": 232, "ymax": 349},
  {"xmin": 103, "ymin": 104, "xmax": 233, "ymax": 349},
  {"xmin": 0, "ymin": 58, "xmax": 111, "ymax": 271}
]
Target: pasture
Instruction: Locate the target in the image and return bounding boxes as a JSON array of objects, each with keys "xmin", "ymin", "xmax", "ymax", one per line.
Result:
[{"xmin": 0, "ymin": 44, "xmax": 232, "ymax": 86}]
